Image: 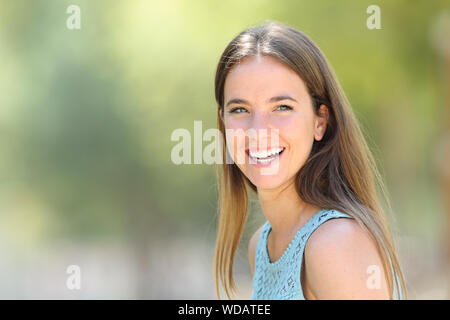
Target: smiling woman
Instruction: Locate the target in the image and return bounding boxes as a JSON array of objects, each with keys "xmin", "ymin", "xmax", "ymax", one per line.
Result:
[{"xmin": 212, "ymin": 20, "xmax": 407, "ymax": 300}]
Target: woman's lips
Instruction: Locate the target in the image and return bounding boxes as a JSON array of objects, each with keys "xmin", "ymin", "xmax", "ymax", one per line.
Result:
[{"xmin": 245, "ymin": 147, "xmax": 285, "ymax": 168}]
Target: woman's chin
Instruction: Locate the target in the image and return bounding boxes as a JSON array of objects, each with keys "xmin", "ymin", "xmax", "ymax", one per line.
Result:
[{"xmin": 246, "ymin": 174, "xmax": 286, "ymax": 191}]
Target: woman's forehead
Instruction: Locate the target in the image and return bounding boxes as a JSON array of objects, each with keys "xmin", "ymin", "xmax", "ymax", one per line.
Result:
[{"xmin": 224, "ymin": 56, "xmax": 308, "ymax": 103}]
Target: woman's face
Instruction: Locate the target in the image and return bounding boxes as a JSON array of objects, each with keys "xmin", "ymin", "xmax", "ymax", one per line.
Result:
[{"xmin": 222, "ymin": 55, "xmax": 328, "ymax": 190}]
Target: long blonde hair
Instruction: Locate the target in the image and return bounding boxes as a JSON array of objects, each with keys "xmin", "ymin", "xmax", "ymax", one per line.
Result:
[{"xmin": 213, "ymin": 20, "xmax": 407, "ymax": 300}]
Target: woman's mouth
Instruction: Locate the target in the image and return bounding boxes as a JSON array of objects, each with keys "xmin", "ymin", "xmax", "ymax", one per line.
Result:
[{"xmin": 245, "ymin": 147, "xmax": 285, "ymax": 167}]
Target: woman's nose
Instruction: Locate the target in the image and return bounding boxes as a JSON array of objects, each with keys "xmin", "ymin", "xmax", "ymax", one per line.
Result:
[
  {"xmin": 250, "ymin": 111, "xmax": 271, "ymax": 131},
  {"xmin": 248, "ymin": 112, "xmax": 278, "ymax": 149}
]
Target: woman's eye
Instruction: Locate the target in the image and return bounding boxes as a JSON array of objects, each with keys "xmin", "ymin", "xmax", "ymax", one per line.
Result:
[
  {"xmin": 276, "ymin": 104, "xmax": 293, "ymax": 111},
  {"xmin": 229, "ymin": 107, "xmax": 248, "ymax": 114}
]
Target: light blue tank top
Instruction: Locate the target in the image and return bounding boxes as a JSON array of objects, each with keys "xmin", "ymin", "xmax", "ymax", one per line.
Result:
[{"xmin": 250, "ymin": 208, "xmax": 402, "ymax": 300}]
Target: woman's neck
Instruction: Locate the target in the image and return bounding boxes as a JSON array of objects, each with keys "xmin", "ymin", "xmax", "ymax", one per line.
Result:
[{"xmin": 257, "ymin": 179, "xmax": 320, "ymax": 244}]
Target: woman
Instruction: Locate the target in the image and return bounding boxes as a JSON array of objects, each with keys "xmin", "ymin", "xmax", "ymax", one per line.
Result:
[{"xmin": 213, "ymin": 20, "xmax": 407, "ymax": 300}]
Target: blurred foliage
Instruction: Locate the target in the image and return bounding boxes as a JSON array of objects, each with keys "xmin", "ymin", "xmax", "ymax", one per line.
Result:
[{"xmin": 0, "ymin": 0, "xmax": 448, "ymax": 251}]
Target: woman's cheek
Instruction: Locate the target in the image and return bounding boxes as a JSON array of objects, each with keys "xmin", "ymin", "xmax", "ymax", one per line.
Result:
[
  {"xmin": 274, "ymin": 114, "xmax": 315, "ymax": 163},
  {"xmin": 269, "ymin": 112, "xmax": 302, "ymax": 129},
  {"xmin": 224, "ymin": 121, "xmax": 248, "ymax": 165}
]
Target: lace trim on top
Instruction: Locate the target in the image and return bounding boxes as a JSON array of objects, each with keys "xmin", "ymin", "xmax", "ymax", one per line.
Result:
[
  {"xmin": 251, "ymin": 209, "xmax": 351, "ymax": 299},
  {"xmin": 250, "ymin": 208, "xmax": 403, "ymax": 300}
]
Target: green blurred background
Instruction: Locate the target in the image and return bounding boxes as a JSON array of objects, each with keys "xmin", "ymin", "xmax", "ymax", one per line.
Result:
[{"xmin": 0, "ymin": 0, "xmax": 449, "ymax": 299}]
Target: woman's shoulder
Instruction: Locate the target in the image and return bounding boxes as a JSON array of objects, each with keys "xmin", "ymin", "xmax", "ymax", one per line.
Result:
[
  {"xmin": 306, "ymin": 213, "xmax": 367, "ymax": 252},
  {"xmin": 303, "ymin": 214, "xmax": 390, "ymax": 299}
]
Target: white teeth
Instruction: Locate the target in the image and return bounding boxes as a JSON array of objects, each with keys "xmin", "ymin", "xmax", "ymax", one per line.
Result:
[
  {"xmin": 254, "ymin": 157, "xmax": 275, "ymax": 164},
  {"xmin": 249, "ymin": 147, "xmax": 284, "ymax": 159}
]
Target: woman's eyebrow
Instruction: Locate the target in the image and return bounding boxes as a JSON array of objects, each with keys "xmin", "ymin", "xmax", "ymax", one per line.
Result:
[
  {"xmin": 268, "ymin": 95, "xmax": 298, "ymax": 104},
  {"xmin": 225, "ymin": 98, "xmax": 249, "ymax": 108},
  {"xmin": 225, "ymin": 95, "xmax": 298, "ymax": 108}
]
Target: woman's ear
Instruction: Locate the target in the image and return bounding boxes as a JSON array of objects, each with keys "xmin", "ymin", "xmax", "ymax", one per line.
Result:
[{"xmin": 314, "ymin": 104, "xmax": 329, "ymax": 141}]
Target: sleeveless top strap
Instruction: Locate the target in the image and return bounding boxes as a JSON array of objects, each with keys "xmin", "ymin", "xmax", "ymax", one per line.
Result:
[
  {"xmin": 251, "ymin": 208, "xmax": 353, "ymax": 299},
  {"xmin": 251, "ymin": 208, "xmax": 403, "ymax": 299}
]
